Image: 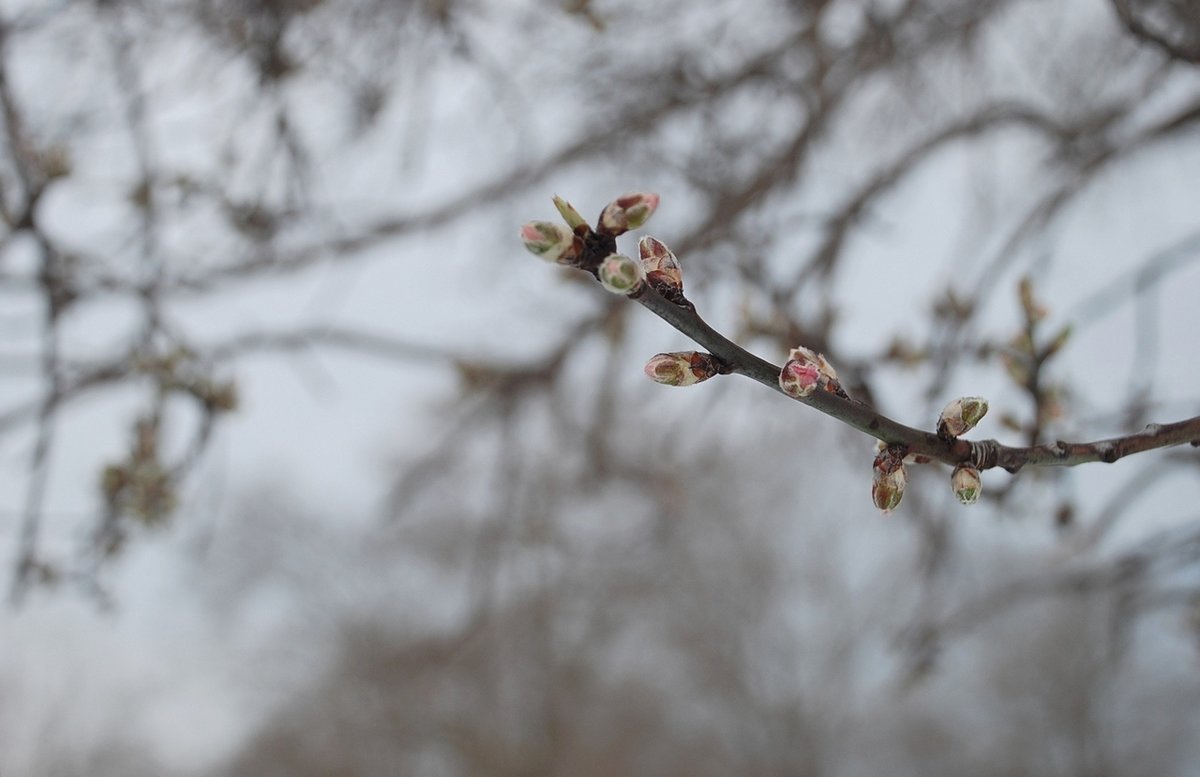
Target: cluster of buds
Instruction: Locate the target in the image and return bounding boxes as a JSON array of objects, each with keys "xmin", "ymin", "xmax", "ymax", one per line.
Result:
[
  {"xmin": 521, "ymin": 193, "xmax": 667, "ymax": 297},
  {"xmin": 643, "ymin": 351, "xmax": 724, "ymax": 387},
  {"xmin": 937, "ymin": 396, "xmax": 988, "ymax": 439},
  {"xmin": 872, "ymin": 445, "xmax": 908, "ymax": 513},
  {"xmin": 521, "ymin": 192, "xmax": 695, "ymax": 305},
  {"xmin": 934, "ymin": 396, "xmax": 989, "ymax": 505},
  {"xmin": 778, "ymin": 346, "xmax": 844, "ymax": 399}
]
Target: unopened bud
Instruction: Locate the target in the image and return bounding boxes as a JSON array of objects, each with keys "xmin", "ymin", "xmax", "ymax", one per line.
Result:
[
  {"xmin": 951, "ymin": 463, "xmax": 982, "ymax": 505},
  {"xmin": 597, "ymin": 253, "xmax": 644, "ymax": 294},
  {"xmin": 779, "ymin": 355, "xmax": 821, "ymax": 398},
  {"xmin": 552, "ymin": 195, "xmax": 589, "ymax": 232},
  {"xmin": 789, "ymin": 346, "xmax": 839, "ymax": 385},
  {"xmin": 780, "ymin": 345, "xmax": 842, "ymax": 398},
  {"xmin": 638, "ymin": 236, "xmax": 683, "ymax": 297},
  {"xmin": 520, "ymin": 221, "xmax": 580, "ymax": 264},
  {"xmin": 644, "ymin": 351, "xmax": 721, "ymax": 387},
  {"xmin": 872, "ymin": 446, "xmax": 907, "ymax": 513},
  {"xmin": 598, "ymin": 192, "xmax": 659, "ymax": 236},
  {"xmin": 937, "ymin": 396, "xmax": 989, "ymax": 438}
]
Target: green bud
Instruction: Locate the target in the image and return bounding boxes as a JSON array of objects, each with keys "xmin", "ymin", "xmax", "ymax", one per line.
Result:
[
  {"xmin": 520, "ymin": 221, "xmax": 580, "ymax": 264},
  {"xmin": 951, "ymin": 463, "xmax": 982, "ymax": 505},
  {"xmin": 597, "ymin": 253, "xmax": 644, "ymax": 294},
  {"xmin": 937, "ymin": 396, "xmax": 989, "ymax": 438},
  {"xmin": 552, "ymin": 195, "xmax": 589, "ymax": 232},
  {"xmin": 598, "ymin": 192, "xmax": 660, "ymax": 236}
]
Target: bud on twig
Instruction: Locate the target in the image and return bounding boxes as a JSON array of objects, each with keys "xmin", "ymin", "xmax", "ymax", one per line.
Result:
[
  {"xmin": 638, "ymin": 236, "xmax": 684, "ymax": 299},
  {"xmin": 937, "ymin": 396, "xmax": 989, "ymax": 438},
  {"xmin": 520, "ymin": 221, "xmax": 581, "ymax": 264},
  {"xmin": 951, "ymin": 463, "xmax": 982, "ymax": 505},
  {"xmin": 552, "ymin": 195, "xmax": 589, "ymax": 232},
  {"xmin": 779, "ymin": 355, "xmax": 820, "ymax": 398},
  {"xmin": 779, "ymin": 346, "xmax": 843, "ymax": 398},
  {"xmin": 597, "ymin": 253, "xmax": 645, "ymax": 295},
  {"xmin": 644, "ymin": 351, "xmax": 722, "ymax": 387},
  {"xmin": 872, "ymin": 445, "xmax": 907, "ymax": 513},
  {"xmin": 598, "ymin": 192, "xmax": 659, "ymax": 237}
]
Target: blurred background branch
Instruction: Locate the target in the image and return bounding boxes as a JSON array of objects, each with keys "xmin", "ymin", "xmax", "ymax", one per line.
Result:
[{"xmin": 0, "ymin": 0, "xmax": 1198, "ymax": 774}]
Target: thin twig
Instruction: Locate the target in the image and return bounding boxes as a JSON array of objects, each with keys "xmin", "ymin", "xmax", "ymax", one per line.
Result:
[{"xmin": 628, "ymin": 282, "xmax": 1200, "ymax": 472}]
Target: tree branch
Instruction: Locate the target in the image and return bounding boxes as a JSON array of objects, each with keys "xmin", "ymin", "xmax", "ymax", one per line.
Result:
[{"xmin": 627, "ymin": 275, "xmax": 1200, "ymax": 473}]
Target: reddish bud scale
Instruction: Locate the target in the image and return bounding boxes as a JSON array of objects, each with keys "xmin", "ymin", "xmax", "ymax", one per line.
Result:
[{"xmin": 638, "ymin": 236, "xmax": 683, "ymax": 298}]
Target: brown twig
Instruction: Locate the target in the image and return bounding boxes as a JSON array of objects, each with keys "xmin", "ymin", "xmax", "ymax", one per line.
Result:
[{"xmin": 626, "ymin": 281, "xmax": 1200, "ymax": 473}]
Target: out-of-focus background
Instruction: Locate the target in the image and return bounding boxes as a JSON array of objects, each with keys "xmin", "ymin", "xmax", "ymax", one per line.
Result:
[{"xmin": 2, "ymin": 0, "xmax": 1200, "ymax": 774}]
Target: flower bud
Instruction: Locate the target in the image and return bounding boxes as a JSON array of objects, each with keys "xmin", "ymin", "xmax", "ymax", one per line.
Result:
[
  {"xmin": 789, "ymin": 346, "xmax": 839, "ymax": 385},
  {"xmin": 951, "ymin": 463, "xmax": 982, "ymax": 505},
  {"xmin": 780, "ymin": 346, "xmax": 842, "ymax": 398},
  {"xmin": 644, "ymin": 351, "xmax": 721, "ymax": 387},
  {"xmin": 872, "ymin": 446, "xmax": 907, "ymax": 513},
  {"xmin": 779, "ymin": 355, "xmax": 821, "ymax": 398},
  {"xmin": 598, "ymin": 192, "xmax": 659, "ymax": 236},
  {"xmin": 552, "ymin": 195, "xmax": 589, "ymax": 232},
  {"xmin": 937, "ymin": 396, "xmax": 989, "ymax": 438},
  {"xmin": 520, "ymin": 221, "xmax": 580, "ymax": 264},
  {"xmin": 597, "ymin": 253, "xmax": 644, "ymax": 294},
  {"xmin": 638, "ymin": 236, "xmax": 683, "ymax": 297}
]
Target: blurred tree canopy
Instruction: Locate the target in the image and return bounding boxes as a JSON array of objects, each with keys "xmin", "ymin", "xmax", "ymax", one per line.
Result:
[{"xmin": 2, "ymin": 0, "xmax": 1200, "ymax": 774}]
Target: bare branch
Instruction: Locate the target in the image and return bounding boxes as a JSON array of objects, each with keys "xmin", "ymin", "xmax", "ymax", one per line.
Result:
[{"xmin": 629, "ymin": 280, "xmax": 1200, "ymax": 472}]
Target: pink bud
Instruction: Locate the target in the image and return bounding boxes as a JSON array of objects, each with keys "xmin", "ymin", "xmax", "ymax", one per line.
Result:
[
  {"xmin": 789, "ymin": 346, "xmax": 839, "ymax": 385},
  {"xmin": 951, "ymin": 464, "xmax": 981, "ymax": 505},
  {"xmin": 644, "ymin": 351, "xmax": 721, "ymax": 387},
  {"xmin": 638, "ymin": 235, "xmax": 683, "ymax": 297},
  {"xmin": 520, "ymin": 221, "xmax": 580, "ymax": 264},
  {"xmin": 552, "ymin": 195, "xmax": 588, "ymax": 232},
  {"xmin": 598, "ymin": 192, "xmax": 660, "ymax": 236},
  {"xmin": 937, "ymin": 397, "xmax": 989, "ymax": 438},
  {"xmin": 597, "ymin": 253, "xmax": 645, "ymax": 294},
  {"xmin": 779, "ymin": 357, "xmax": 821, "ymax": 398},
  {"xmin": 780, "ymin": 346, "xmax": 842, "ymax": 398}
]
